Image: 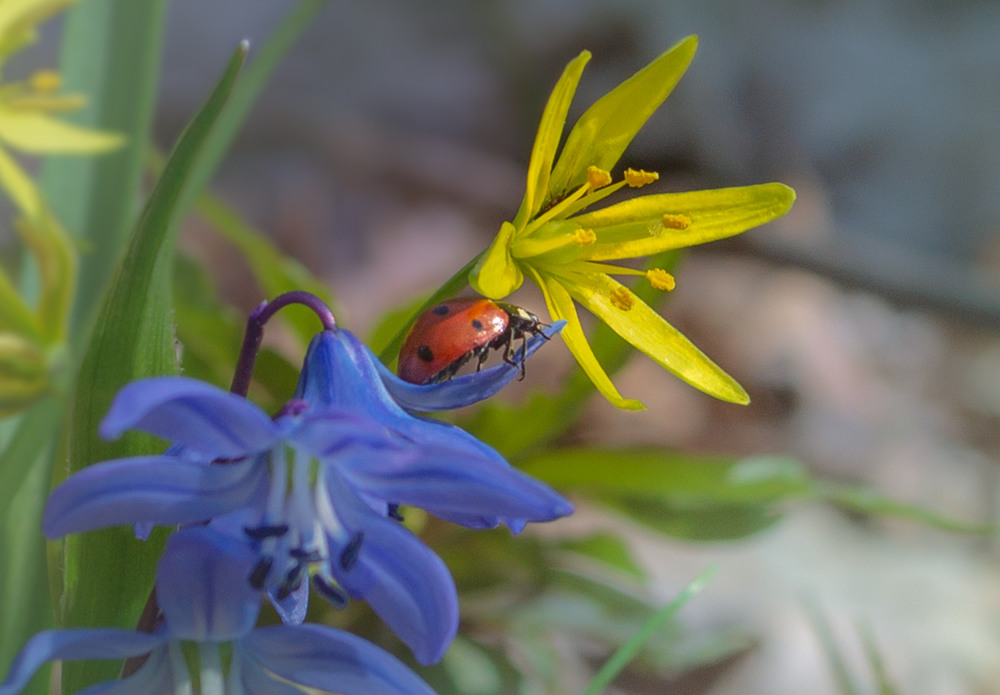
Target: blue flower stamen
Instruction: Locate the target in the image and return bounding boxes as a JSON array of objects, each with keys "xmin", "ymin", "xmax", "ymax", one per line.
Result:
[
  {"xmin": 243, "ymin": 524, "xmax": 289, "ymax": 540},
  {"xmin": 339, "ymin": 532, "xmax": 364, "ymax": 571},
  {"xmin": 387, "ymin": 503, "xmax": 404, "ymax": 522},
  {"xmin": 249, "ymin": 556, "xmax": 274, "ymax": 589},
  {"xmin": 312, "ymin": 574, "xmax": 349, "ymax": 609}
]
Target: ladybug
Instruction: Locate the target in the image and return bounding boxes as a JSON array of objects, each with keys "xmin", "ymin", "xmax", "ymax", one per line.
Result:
[{"xmin": 398, "ymin": 298, "xmax": 548, "ymax": 385}]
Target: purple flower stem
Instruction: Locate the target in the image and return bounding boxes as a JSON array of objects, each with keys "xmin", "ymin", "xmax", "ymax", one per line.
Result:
[{"xmin": 230, "ymin": 292, "xmax": 337, "ymax": 397}]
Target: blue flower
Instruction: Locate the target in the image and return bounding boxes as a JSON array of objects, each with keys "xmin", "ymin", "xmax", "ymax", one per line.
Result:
[
  {"xmin": 43, "ymin": 327, "xmax": 571, "ymax": 664},
  {"xmin": 0, "ymin": 527, "xmax": 438, "ymax": 695}
]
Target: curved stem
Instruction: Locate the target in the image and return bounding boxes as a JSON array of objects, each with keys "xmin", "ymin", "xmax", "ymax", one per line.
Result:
[{"xmin": 230, "ymin": 291, "xmax": 336, "ymax": 396}]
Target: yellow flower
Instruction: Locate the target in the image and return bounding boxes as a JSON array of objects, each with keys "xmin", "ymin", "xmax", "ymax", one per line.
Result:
[
  {"xmin": 470, "ymin": 36, "xmax": 795, "ymax": 409},
  {"xmin": 0, "ymin": 0, "xmax": 122, "ymax": 415}
]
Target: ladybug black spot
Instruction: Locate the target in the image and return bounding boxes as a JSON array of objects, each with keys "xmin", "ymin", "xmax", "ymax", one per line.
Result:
[
  {"xmin": 471, "ymin": 319, "xmax": 484, "ymax": 330},
  {"xmin": 432, "ymin": 305, "xmax": 450, "ymax": 316},
  {"xmin": 417, "ymin": 345, "xmax": 434, "ymax": 362}
]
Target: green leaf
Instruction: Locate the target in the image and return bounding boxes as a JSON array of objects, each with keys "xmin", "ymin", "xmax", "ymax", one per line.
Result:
[
  {"xmin": 558, "ymin": 533, "xmax": 646, "ymax": 581},
  {"xmin": 40, "ymin": 0, "xmax": 168, "ymax": 340},
  {"xmin": 60, "ymin": 42, "xmax": 248, "ymax": 694},
  {"xmin": 549, "ymin": 36, "xmax": 697, "ymax": 195},
  {"xmin": 0, "ymin": 398, "xmax": 64, "ymax": 695},
  {"xmin": 522, "ymin": 450, "xmax": 810, "ymax": 504},
  {"xmin": 582, "ymin": 565, "xmax": 716, "ymax": 695}
]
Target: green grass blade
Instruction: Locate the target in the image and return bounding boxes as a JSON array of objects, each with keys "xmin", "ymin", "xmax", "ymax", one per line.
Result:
[
  {"xmin": 60, "ymin": 43, "xmax": 248, "ymax": 694},
  {"xmin": 0, "ymin": 398, "xmax": 65, "ymax": 695},
  {"xmin": 40, "ymin": 0, "xmax": 167, "ymax": 340},
  {"xmin": 582, "ymin": 565, "xmax": 717, "ymax": 695}
]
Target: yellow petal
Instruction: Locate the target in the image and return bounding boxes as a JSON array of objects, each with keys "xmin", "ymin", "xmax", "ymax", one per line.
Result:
[
  {"xmin": 0, "ymin": 107, "xmax": 123, "ymax": 154},
  {"xmin": 527, "ymin": 266, "xmax": 645, "ymax": 410},
  {"xmin": 575, "ymin": 183, "xmax": 796, "ymax": 261},
  {"xmin": 565, "ymin": 271, "xmax": 750, "ymax": 404},
  {"xmin": 0, "ymin": 0, "xmax": 75, "ymax": 58},
  {"xmin": 549, "ymin": 36, "xmax": 698, "ymax": 195},
  {"xmin": 469, "ymin": 221, "xmax": 523, "ymax": 299},
  {"xmin": 513, "ymin": 51, "xmax": 590, "ymax": 228}
]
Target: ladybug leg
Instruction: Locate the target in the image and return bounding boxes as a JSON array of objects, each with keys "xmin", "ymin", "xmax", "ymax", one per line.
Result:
[{"xmin": 475, "ymin": 347, "xmax": 490, "ymax": 372}]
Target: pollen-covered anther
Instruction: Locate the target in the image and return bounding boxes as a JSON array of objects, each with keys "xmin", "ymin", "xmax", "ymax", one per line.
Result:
[
  {"xmin": 587, "ymin": 165, "xmax": 613, "ymax": 190},
  {"xmin": 661, "ymin": 213, "xmax": 691, "ymax": 230},
  {"xmin": 609, "ymin": 287, "xmax": 634, "ymax": 311},
  {"xmin": 623, "ymin": 168, "xmax": 659, "ymax": 187},
  {"xmin": 573, "ymin": 228, "xmax": 597, "ymax": 246},
  {"xmin": 30, "ymin": 69, "xmax": 61, "ymax": 93},
  {"xmin": 646, "ymin": 268, "xmax": 676, "ymax": 291}
]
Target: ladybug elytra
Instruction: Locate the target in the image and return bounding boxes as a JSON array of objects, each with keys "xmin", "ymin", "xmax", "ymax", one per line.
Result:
[{"xmin": 397, "ymin": 298, "xmax": 548, "ymax": 385}]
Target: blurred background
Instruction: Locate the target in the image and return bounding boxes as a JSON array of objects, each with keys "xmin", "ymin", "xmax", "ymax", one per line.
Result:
[{"xmin": 29, "ymin": 0, "xmax": 1000, "ymax": 692}]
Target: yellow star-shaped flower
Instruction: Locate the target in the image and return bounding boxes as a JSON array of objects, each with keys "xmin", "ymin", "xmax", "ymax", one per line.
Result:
[{"xmin": 470, "ymin": 35, "xmax": 795, "ymax": 409}]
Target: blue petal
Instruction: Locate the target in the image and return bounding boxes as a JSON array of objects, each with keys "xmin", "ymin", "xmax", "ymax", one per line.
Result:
[
  {"xmin": 267, "ymin": 574, "xmax": 309, "ymax": 625},
  {"xmin": 0, "ymin": 630, "xmax": 164, "ymax": 695},
  {"xmin": 42, "ymin": 457, "xmax": 265, "ymax": 538},
  {"xmin": 291, "ymin": 408, "xmax": 400, "ymax": 460},
  {"xmin": 236, "ymin": 650, "xmax": 306, "ymax": 695},
  {"xmin": 322, "ymin": 469, "xmax": 457, "ymax": 665},
  {"xmin": 75, "ymin": 646, "xmax": 174, "ymax": 695},
  {"xmin": 156, "ymin": 527, "xmax": 261, "ymax": 641},
  {"xmin": 243, "ymin": 625, "xmax": 437, "ymax": 695},
  {"xmin": 100, "ymin": 377, "xmax": 280, "ymax": 458},
  {"xmin": 341, "ymin": 445, "xmax": 573, "ymax": 525},
  {"xmin": 380, "ymin": 320, "xmax": 566, "ymax": 411}
]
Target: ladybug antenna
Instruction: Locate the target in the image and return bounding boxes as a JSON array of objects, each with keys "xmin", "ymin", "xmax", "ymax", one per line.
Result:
[{"xmin": 230, "ymin": 291, "xmax": 337, "ymax": 397}]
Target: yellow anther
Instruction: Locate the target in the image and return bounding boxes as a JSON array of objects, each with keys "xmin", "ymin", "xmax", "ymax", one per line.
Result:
[
  {"xmin": 646, "ymin": 268, "xmax": 676, "ymax": 291},
  {"xmin": 587, "ymin": 165, "xmax": 613, "ymax": 190},
  {"xmin": 609, "ymin": 287, "xmax": 634, "ymax": 311},
  {"xmin": 30, "ymin": 70, "xmax": 61, "ymax": 93},
  {"xmin": 573, "ymin": 227, "xmax": 597, "ymax": 245},
  {"xmin": 661, "ymin": 213, "xmax": 691, "ymax": 230},
  {"xmin": 623, "ymin": 168, "xmax": 659, "ymax": 187}
]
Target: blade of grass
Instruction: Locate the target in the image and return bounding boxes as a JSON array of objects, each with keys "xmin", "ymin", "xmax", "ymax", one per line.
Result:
[{"xmin": 582, "ymin": 565, "xmax": 716, "ymax": 695}]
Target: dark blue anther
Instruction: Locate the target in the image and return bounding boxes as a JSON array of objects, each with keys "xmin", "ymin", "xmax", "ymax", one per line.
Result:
[
  {"xmin": 339, "ymin": 532, "xmax": 365, "ymax": 571},
  {"xmin": 244, "ymin": 524, "xmax": 289, "ymax": 540},
  {"xmin": 249, "ymin": 556, "xmax": 274, "ymax": 589},
  {"xmin": 387, "ymin": 504, "xmax": 404, "ymax": 522},
  {"xmin": 312, "ymin": 575, "xmax": 349, "ymax": 609}
]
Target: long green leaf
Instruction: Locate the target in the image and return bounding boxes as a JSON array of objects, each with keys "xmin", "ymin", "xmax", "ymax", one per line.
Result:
[
  {"xmin": 0, "ymin": 398, "xmax": 65, "ymax": 695},
  {"xmin": 40, "ymin": 0, "xmax": 167, "ymax": 340},
  {"xmin": 582, "ymin": 565, "xmax": 716, "ymax": 695},
  {"xmin": 60, "ymin": 43, "xmax": 248, "ymax": 693}
]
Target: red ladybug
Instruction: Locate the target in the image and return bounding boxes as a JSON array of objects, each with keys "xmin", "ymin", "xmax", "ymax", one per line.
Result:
[{"xmin": 398, "ymin": 298, "xmax": 548, "ymax": 384}]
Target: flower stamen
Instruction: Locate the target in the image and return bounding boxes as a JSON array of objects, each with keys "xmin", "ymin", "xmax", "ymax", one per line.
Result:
[
  {"xmin": 587, "ymin": 165, "xmax": 613, "ymax": 190},
  {"xmin": 573, "ymin": 228, "xmax": 597, "ymax": 245},
  {"xmin": 661, "ymin": 213, "xmax": 691, "ymax": 230},
  {"xmin": 646, "ymin": 268, "xmax": 676, "ymax": 291},
  {"xmin": 609, "ymin": 287, "xmax": 635, "ymax": 311},
  {"xmin": 624, "ymin": 168, "xmax": 659, "ymax": 187}
]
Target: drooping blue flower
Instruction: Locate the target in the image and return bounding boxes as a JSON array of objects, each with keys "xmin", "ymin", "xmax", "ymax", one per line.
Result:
[
  {"xmin": 0, "ymin": 527, "xmax": 438, "ymax": 695},
  {"xmin": 43, "ymin": 326, "xmax": 571, "ymax": 664}
]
